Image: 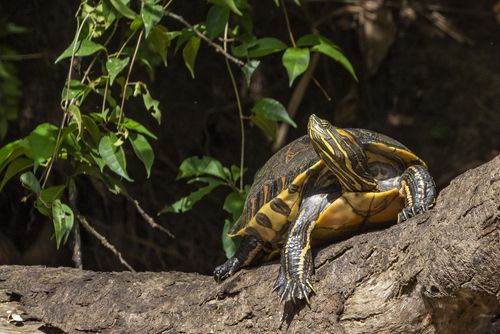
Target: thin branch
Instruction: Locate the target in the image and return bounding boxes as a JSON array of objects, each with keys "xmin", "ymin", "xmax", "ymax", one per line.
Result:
[
  {"xmin": 68, "ymin": 178, "xmax": 82, "ymax": 269},
  {"xmin": 223, "ymin": 23, "xmax": 245, "ymax": 191},
  {"xmin": 118, "ymin": 30, "xmax": 144, "ymax": 126},
  {"xmin": 166, "ymin": 11, "xmax": 244, "ymax": 67},
  {"xmin": 0, "ymin": 53, "xmax": 43, "ymax": 60},
  {"xmin": 122, "ymin": 192, "xmax": 175, "ymax": 239},
  {"xmin": 78, "ymin": 214, "xmax": 135, "ymax": 272}
]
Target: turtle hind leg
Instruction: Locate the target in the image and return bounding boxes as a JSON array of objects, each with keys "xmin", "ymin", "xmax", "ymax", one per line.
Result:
[
  {"xmin": 213, "ymin": 235, "xmax": 263, "ymax": 282},
  {"xmin": 398, "ymin": 165, "xmax": 437, "ymax": 223}
]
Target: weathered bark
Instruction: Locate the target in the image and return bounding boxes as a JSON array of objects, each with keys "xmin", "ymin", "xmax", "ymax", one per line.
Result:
[{"xmin": 1, "ymin": 156, "xmax": 499, "ymax": 334}]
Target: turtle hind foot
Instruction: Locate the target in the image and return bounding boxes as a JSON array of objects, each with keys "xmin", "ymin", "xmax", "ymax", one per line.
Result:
[
  {"xmin": 273, "ymin": 272, "xmax": 315, "ymax": 304},
  {"xmin": 397, "ymin": 205, "xmax": 430, "ymax": 223},
  {"xmin": 213, "ymin": 257, "xmax": 240, "ymax": 282}
]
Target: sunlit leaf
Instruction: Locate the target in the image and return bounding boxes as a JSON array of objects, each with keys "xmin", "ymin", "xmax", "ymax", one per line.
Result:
[
  {"xmin": 222, "ymin": 219, "xmax": 240, "ymax": 258},
  {"xmin": 251, "ymin": 98, "xmax": 296, "ymax": 127},
  {"xmin": 52, "ymin": 200, "xmax": 74, "ymax": 249},
  {"xmin": 98, "ymin": 135, "xmax": 133, "ymax": 181},
  {"xmin": 282, "ymin": 47, "xmax": 310, "ymax": 86},
  {"xmin": 250, "ymin": 114, "xmax": 277, "ymax": 140},
  {"xmin": 129, "ymin": 133, "xmax": 154, "ymax": 178},
  {"xmin": 55, "ymin": 40, "xmax": 106, "ymax": 63},
  {"xmin": 35, "ymin": 185, "xmax": 66, "ymax": 217},
  {"xmin": 182, "ymin": 36, "xmax": 201, "ymax": 79},
  {"xmin": 106, "ymin": 57, "xmax": 130, "ymax": 85},
  {"xmin": 141, "ymin": 1, "xmax": 164, "ymax": 37},
  {"xmin": 206, "ymin": 5, "xmax": 229, "ymax": 40}
]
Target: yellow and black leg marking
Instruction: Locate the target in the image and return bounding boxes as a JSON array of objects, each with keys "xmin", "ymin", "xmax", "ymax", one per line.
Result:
[
  {"xmin": 273, "ymin": 193, "xmax": 332, "ymax": 304},
  {"xmin": 213, "ymin": 235, "xmax": 263, "ymax": 282},
  {"xmin": 398, "ymin": 165, "xmax": 436, "ymax": 223}
]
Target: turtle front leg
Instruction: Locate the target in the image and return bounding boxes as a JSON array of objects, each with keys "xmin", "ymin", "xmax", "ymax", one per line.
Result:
[
  {"xmin": 398, "ymin": 165, "xmax": 437, "ymax": 223},
  {"xmin": 273, "ymin": 194, "xmax": 328, "ymax": 304},
  {"xmin": 214, "ymin": 235, "xmax": 263, "ymax": 282}
]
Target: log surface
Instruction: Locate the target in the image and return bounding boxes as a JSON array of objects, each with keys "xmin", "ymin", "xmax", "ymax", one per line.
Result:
[{"xmin": 1, "ymin": 156, "xmax": 499, "ymax": 333}]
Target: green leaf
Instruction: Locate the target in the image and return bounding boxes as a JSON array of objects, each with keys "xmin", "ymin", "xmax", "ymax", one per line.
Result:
[
  {"xmin": 0, "ymin": 158, "xmax": 32, "ymax": 192},
  {"xmin": 55, "ymin": 40, "xmax": 106, "ymax": 63},
  {"xmin": 282, "ymin": 47, "xmax": 310, "ymax": 86},
  {"xmin": 206, "ymin": 5, "xmax": 230, "ymax": 40},
  {"xmin": 208, "ymin": 0, "xmax": 242, "ymax": 16},
  {"xmin": 158, "ymin": 177, "xmax": 225, "ymax": 214},
  {"xmin": 223, "ymin": 190, "xmax": 247, "ymax": 220},
  {"xmin": 98, "ymin": 135, "xmax": 133, "ymax": 181},
  {"xmin": 311, "ymin": 44, "xmax": 357, "ymax": 81},
  {"xmin": 35, "ymin": 185, "xmax": 66, "ymax": 217},
  {"xmin": 129, "ymin": 134, "xmax": 154, "ymax": 178},
  {"xmin": 61, "ymin": 80, "xmax": 90, "ymax": 102},
  {"xmin": 296, "ymin": 34, "xmax": 357, "ymax": 81},
  {"xmin": 109, "ymin": 0, "xmax": 136, "ymax": 19},
  {"xmin": 251, "ymin": 98, "xmax": 297, "ymax": 127},
  {"xmin": 52, "ymin": 200, "xmax": 74, "ymax": 249},
  {"xmin": 250, "ymin": 114, "xmax": 277, "ymax": 140},
  {"xmin": 182, "ymin": 36, "xmax": 201, "ymax": 79},
  {"xmin": 272, "ymin": 0, "xmax": 279, "ymax": 6},
  {"xmin": 141, "ymin": 1, "xmax": 164, "ymax": 37},
  {"xmin": 106, "ymin": 57, "xmax": 130, "ymax": 85},
  {"xmin": 177, "ymin": 156, "xmax": 228, "ymax": 181},
  {"xmin": 222, "ymin": 219, "xmax": 240, "ymax": 258},
  {"xmin": 142, "ymin": 90, "xmax": 162, "ymax": 124},
  {"xmin": 82, "ymin": 115, "xmax": 102, "ymax": 144},
  {"xmin": 241, "ymin": 60, "xmax": 260, "ymax": 86},
  {"xmin": 247, "ymin": 37, "xmax": 287, "ymax": 58},
  {"xmin": 20, "ymin": 171, "xmax": 41, "ymax": 195},
  {"xmin": 67, "ymin": 104, "xmax": 82, "ymax": 138},
  {"xmin": 26, "ymin": 123, "xmax": 58, "ymax": 169},
  {"xmin": 122, "ymin": 118, "xmax": 157, "ymax": 139},
  {"xmin": 0, "ymin": 139, "xmax": 24, "ymax": 172},
  {"xmin": 147, "ymin": 25, "xmax": 170, "ymax": 66}
]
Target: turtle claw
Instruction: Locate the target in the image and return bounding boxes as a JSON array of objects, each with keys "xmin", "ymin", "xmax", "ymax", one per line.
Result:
[
  {"xmin": 273, "ymin": 270, "xmax": 315, "ymax": 304},
  {"xmin": 398, "ymin": 205, "xmax": 427, "ymax": 223},
  {"xmin": 213, "ymin": 257, "xmax": 240, "ymax": 282}
]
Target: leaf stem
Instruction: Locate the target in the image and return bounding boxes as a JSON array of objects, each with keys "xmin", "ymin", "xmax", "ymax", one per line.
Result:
[{"xmin": 223, "ymin": 23, "xmax": 245, "ymax": 192}]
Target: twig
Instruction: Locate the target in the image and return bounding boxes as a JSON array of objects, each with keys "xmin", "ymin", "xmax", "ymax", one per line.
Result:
[
  {"xmin": 223, "ymin": 23, "xmax": 245, "ymax": 191},
  {"xmin": 166, "ymin": 11, "xmax": 244, "ymax": 67},
  {"xmin": 68, "ymin": 178, "xmax": 82, "ymax": 269},
  {"xmin": 78, "ymin": 213, "xmax": 135, "ymax": 272},
  {"xmin": 122, "ymin": 192, "xmax": 175, "ymax": 238},
  {"xmin": 118, "ymin": 29, "xmax": 144, "ymax": 126},
  {"xmin": 0, "ymin": 53, "xmax": 43, "ymax": 60}
]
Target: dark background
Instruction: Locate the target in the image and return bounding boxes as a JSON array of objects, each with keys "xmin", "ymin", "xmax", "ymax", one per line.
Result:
[{"xmin": 0, "ymin": 0, "xmax": 498, "ymax": 274}]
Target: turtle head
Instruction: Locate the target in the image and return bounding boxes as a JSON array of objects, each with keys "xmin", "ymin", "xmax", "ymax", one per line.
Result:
[{"xmin": 308, "ymin": 114, "xmax": 376, "ymax": 192}]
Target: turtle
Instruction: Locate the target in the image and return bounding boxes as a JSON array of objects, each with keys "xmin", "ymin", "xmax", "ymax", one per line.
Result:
[{"xmin": 214, "ymin": 114, "xmax": 436, "ymax": 304}]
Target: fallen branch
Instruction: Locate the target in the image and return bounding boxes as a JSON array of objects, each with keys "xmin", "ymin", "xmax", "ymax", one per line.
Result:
[{"xmin": 0, "ymin": 155, "xmax": 499, "ymax": 333}]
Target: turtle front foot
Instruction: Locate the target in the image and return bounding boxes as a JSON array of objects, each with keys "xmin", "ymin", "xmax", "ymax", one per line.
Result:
[
  {"xmin": 214, "ymin": 257, "xmax": 240, "ymax": 282},
  {"xmin": 397, "ymin": 205, "xmax": 428, "ymax": 223},
  {"xmin": 273, "ymin": 269, "xmax": 315, "ymax": 304}
]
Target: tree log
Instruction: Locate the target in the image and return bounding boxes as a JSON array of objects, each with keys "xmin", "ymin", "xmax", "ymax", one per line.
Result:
[{"xmin": 1, "ymin": 156, "xmax": 499, "ymax": 333}]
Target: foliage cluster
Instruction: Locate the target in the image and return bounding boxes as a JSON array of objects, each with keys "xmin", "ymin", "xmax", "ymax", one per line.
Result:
[{"xmin": 0, "ymin": 0, "xmax": 355, "ymax": 262}]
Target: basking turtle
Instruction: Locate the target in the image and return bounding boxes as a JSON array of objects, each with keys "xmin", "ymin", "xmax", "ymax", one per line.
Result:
[{"xmin": 214, "ymin": 114, "xmax": 436, "ymax": 303}]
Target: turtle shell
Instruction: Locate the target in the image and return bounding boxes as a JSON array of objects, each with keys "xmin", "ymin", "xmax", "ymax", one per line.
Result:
[{"xmin": 229, "ymin": 135, "xmax": 321, "ymax": 241}]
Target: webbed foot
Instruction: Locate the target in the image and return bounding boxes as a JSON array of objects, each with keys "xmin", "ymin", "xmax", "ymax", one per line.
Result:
[{"xmin": 214, "ymin": 257, "xmax": 240, "ymax": 282}]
